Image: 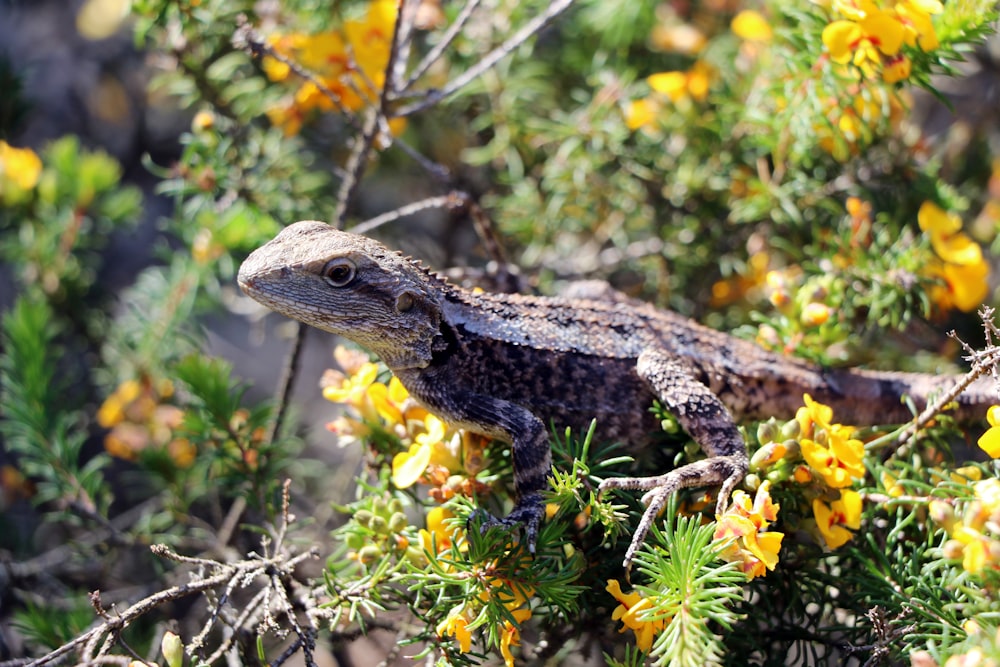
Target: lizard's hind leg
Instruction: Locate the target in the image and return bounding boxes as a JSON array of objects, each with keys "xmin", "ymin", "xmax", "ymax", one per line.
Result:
[{"xmin": 598, "ymin": 350, "xmax": 749, "ymax": 572}]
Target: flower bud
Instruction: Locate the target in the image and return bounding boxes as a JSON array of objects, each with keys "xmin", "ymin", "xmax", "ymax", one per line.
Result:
[
  {"xmin": 357, "ymin": 545, "xmax": 382, "ymax": 565},
  {"xmin": 388, "ymin": 511, "xmax": 408, "ymax": 533},
  {"xmin": 756, "ymin": 421, "xmax": 778, "ymax": 445},
  {"xmin": 161, "ymin": 631, "xmax": 183, "ymax": 667},
  {"xmin": 370, "ymin": 515, "xmax": 388, "ymax": 533},
  {"xmin": 927, "ymin": 500, "xmax": 955, "ymax": 531},
  {"xmin": 780, "ymin": 419, "xmax": 801, "ymax": 440}
]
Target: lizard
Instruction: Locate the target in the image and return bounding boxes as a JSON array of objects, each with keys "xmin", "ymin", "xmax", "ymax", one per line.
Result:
[{"xmin": 238, "ymin": 219, "xmax": 997, "ymax": 570}]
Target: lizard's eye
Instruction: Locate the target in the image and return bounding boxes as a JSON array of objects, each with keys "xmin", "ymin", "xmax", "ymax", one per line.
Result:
[{"xmin": 323, "ymin": 258, "xmax": 356, "ymax": 287}]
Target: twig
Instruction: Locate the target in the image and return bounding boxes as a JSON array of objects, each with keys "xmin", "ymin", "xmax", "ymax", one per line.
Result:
[
  {"xmin": 467, "ymin": 199, "xmax": 509, "ymax": 265},
  {"xmin": 400, "ymin": 0, "xmax": 484, "ymax": 92},
  {"xmin": 24, "ymin": 562, "xmax": 239, "ymax": 666},
  {"xmin": 333, "ymin": 0, "xmax": 412, "ymax": 226},
  {"xmin": 201, "ymin": 587, "xmax": 269, "ymax": 665},
  {"xmin": 265, "ymin": 321, "xmax": 305, "ymax": 447},
  {"xmin": 397, "ymin": 0, "xmax": 577, "ymax": 116},
  {"xmin": 233, "ymin": 17, "xmax": 360, "ymax": 128},
  {"xmin": 3, "ymin": 497, "xmax": 162, "ymax": 582},
  {"xmin": 348, "ymin": 191, "xmax": 470, "ymax": 235},
  {"xmin": 893, "ymin": 330, "xmax": 1000, "ymax": 449},
  {"xmin": 273, "ymin": 479, "xmax": 293, "ymax": 553},
  {"xmin": 215, "ymin": 495, "xmax": 247, "ymax": 555}
]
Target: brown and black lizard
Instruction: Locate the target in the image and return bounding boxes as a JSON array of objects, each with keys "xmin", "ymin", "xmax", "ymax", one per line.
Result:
[{"xmin": 238, "ymin": 220, "xmax": 996, "ymax": 569}]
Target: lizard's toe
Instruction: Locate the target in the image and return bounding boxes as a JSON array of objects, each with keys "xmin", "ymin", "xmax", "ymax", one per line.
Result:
[{"xmin": 470, "ymin": 495, "xmax": 543, "ymax": 554}]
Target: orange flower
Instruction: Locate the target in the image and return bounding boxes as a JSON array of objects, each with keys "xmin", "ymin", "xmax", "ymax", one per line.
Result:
[
  {"xmin": 499, "ymin": 609, "xmax": 532, "ymax": 666},
  {"xmin": 714, "ymin": 481, "xmax": 784, "ymax": 579},
  {"xmin": 262, "ymin": 1, "xmax": 405, "ymax": 136}
]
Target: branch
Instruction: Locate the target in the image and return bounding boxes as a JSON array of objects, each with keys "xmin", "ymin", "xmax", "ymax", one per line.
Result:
[
  {"xmin": 400, "ymin": 0, "xmax": 484, "ymax": 92},
  {"xmin": 893, "ymin": 309, "xmax": 1000, "ymax": 449},
  {"xmin": 348, "ymin": 191, "xmax": 470, "ymax": 235},
  {"xmin": 333, "ymin": 0, "xmax": 413, "ymax": 227},
  {"xmin": 13, "ymin": 541, "xmax": 319, "ymax": 667},
  {"xmin": 396, "ymin": 0, "xmax": 577, "ymax": 116}
]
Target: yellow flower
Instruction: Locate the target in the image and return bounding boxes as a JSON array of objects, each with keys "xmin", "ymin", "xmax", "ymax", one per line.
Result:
[
  {"xmin": 951, "ymin": 525, "xmax": 990, "ymax": 573},
  {"xmin": 823, "ymin": 10, "xmax": 903, "ymax": 65},
  {"xmin": 261, "ymin": 32, "xmax": 305, "ymax": 82},
  {"xmin": 419, "ymin": 505, "xmax": 460, "ymax": 555},
  {"xmin": 345, "ymin": 0, "xmax": 398, "ymax": 90},
  {"xmin": 879, "ymin": 470, "xmax": 904, "ymax": 497},
  {"xmin": 918, "ymin": 200, "xmax": 961, "ymax": 235},
  {"xmin": 606, "ymin": 579, "xmax": 668, "ymax": 652},
  {"xmin": 801, "ymin": 426, "xmax": 865, "ymax": 488},
  {"xmin": 167, "ymin": 438, "xmax": 196, "ymax": 468},
  {"xmin": 647, "ymin": 60, "xmax": 712, "ymax": 104},
  {"xmin": 0, "ymin": 141, "xmax": 43, "ymax": 192},
  {"xmin": 895, "ymin": 0, "xmax": 942, "ymax": 51},
  {"xmin": 918, "ymin": 202, "xmax": 990, "ymax": 313},
  {"xmin": 647, "ymin": 71, "xmax": 689, "ymax": 103},
  {"xmin": 731, "ymin": 10, "xmax": 772, "ymax": 42},
  {"xmin": 939, "ymin": 261, "xmax": 990, "ymax": 313},
  {"xmin": 97, "ymin": 379, "xmax": 142, "ymax": 428},
  {"xmin": 978, "ymin": 406, "xmax": 1000, "ymax": 458},
  {"xmin": 333, "ymin": 345, "xmax": 372, "ymax": 376},
  {"xmin": 99, "ymin": 378, "xmax": 188, "ymax": 464},
  {"xmin": 436, "ymin": 605, "xmax": 473, "ymax": 653},
  {"xmin": 265, "ymin": 100, "xmax": 305, "ymax": 138},
  {"xmin": 625, "ymin": 98, "xmax": 660, "ymax": 131},
  {"xmin": 261, "ymin": 2, "xmax": 401, "ymax": 136},
  {"xmin": 881, "ymin": 53, "xmax": 911, "ymax": 83},
  {"xmin": 813, "ymin": 489, "xmax": 862, "ymax": 549},
  {"xmin": 390, "ymin": 414, "xmax": 461, "ymax": 488},
  {"xmin": 796, "ymin": 394, "xmax": 834, "ymax": 438},
  {"xmin": 919, "ymin": 202, "xmax": 983, "ymax": 264},
  {"xmin": 392, "ymin": 442, "xmax": 432, "ymax": 488},
  {"xmin": 975, "ymin": 478, "xmax": 1000, "ymax": 515},
  {"xmin": 822, "ymin": 0, "xmax": 937, "ymax": 82},
  {"xmin": 322, "ymin": 362, "xmax": 384, "ymax": 422},
  {"xmin": 367, "ymin": 375, "xmax": 409, "ymax": 426}
]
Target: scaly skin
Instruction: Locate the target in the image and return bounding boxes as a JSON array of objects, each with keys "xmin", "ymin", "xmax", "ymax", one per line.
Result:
[{"xmin": 238, "ymin": 220, "xmax": 995, "ymax": 570}]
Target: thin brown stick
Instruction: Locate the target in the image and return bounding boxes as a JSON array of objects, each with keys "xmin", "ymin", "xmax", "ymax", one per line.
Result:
[
  {"xmin": 400, "ymin": 0, "xmax": 484, "ymax": 92},
  {"xmin": 397, "ymin": 0, "xmax": 577, "ymax": 116},
  {"xmin": 893, "ymin": 324, "xmax": 1000, "ymax": 449},
  {"xmin": 348, "ymin": 192, "xmax": 470, "ymax": 235},
  {"xmin": 333, "ymin": 0, "xmax": 412, "ymax": 226}
]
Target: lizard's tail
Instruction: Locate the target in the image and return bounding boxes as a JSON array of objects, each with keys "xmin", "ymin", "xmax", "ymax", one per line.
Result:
[{"xmin": 819, "ymin": 368, "xmax": 998, "ymax": 426}]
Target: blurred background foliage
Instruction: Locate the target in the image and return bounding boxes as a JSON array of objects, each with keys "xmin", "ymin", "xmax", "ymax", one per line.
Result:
[{"xmin": 1, "ymin": 0, "xmax": 1000, "ymax": 665}]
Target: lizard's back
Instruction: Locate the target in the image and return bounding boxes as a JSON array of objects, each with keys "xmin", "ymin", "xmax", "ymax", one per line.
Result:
[{"xmin": 436, "ymin": 287, "xmax": 993, "ymax": 432}]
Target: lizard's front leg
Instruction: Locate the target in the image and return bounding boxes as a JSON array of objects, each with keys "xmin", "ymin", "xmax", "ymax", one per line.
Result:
[
  {"xmin": 599, "ymin": 349, "xmax": 749, "ymax": 571},
  {"xmin": 403, "ymin": 375, "xmax": 552, "ymax": 552}
]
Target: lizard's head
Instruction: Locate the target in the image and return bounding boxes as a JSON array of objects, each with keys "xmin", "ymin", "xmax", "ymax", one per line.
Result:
[{"xmin": 238, "ymin": 220, "xmax": 445, "ymax": 370}]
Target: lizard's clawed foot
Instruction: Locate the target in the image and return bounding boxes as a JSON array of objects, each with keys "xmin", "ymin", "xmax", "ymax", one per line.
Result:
[
  {"xmin": 598, "ymin": 455, "xmax": 748, "ymax": 575},
  {"xmin": 469, "ymin": 493, "xmax": 544, "ymax": 554}
]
